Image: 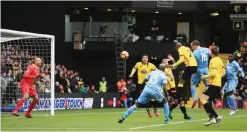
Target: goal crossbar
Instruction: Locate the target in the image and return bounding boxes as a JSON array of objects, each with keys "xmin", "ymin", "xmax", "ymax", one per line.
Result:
[{"xmin": 1, "ymin": 29, "xmax": 54, "ymax": 38}]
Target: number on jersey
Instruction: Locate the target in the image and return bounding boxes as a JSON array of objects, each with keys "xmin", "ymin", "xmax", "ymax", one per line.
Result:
[
  {"xmin": 201, "ymin": 52, "xmax": 208, "ymax": 62},
  {"xmin": 149, "ymin": 74, "xmax": 159, "ymax": 84}
]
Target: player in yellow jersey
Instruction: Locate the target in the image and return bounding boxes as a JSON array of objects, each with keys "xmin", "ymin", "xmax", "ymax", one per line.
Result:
[
  {"xmin": 129, "ymin": 55, "xmax": 157, "ymax": 117},
  {"xmin": 200, "ymin": 47, "xmax": 224, "ymax": 127},
  {"xmin": 167, "ymin": 42, "xmax": 197, "ymax": 120},
  {"xmin": 163, "ymin": 58, "xmax": 192, "ymax": 120},
  {"xmin": 170, "ymin": 42, "xmax": 197, "ymax": 85}
]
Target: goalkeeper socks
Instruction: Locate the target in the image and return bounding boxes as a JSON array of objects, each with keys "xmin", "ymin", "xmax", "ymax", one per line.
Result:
[
  {"xmin": 208, "ymin": 101, "xmax": 214, "ymax": 118},
  {"xmin": 27, "ymin": 100, "xmax": 38, "ymax": 113},
  {"xmin": 123, "ymin": 104, "xmax": 137, "ymax": 119},
  {"xmin": 163, "ymin": 102, "xmax": 170, "ymax": 120},
  {"xmin": 169, "ymin": 104, "xmax": 178, "ymax": 112},
  {"xmin": 191, "ymin": 84, "xmax": 197, "ymax": 101},
  {"xmin": 228, "ymin": 95, "xmax": 237, "ymax": 110},
  {"xmin": 180, "ymin": 106, "xmax": 187, "ymax": 117},
  {"xmin": 14, "ymin": 98, "xmax": 25, "ymax": 111}
]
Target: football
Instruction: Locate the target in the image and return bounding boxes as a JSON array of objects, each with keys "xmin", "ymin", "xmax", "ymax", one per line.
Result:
[{"xmin": 120, "ymin": 51, "xmax": 129, "ymax": 59}]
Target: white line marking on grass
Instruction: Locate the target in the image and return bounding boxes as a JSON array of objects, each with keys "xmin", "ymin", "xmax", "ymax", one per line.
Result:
[
  {"xmin": 2, "ymin": 127, "xmax": 120, "ymax": 130},
  {"xmin": 1, "ymin": 110, "xmax": 144, "ymax": 120},
  {"xmin": 129, "ymin": 115, "xmax": 247, "ymax": 130}
]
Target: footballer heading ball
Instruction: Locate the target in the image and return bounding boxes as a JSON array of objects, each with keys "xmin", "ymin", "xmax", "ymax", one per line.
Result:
[{"xmin": 120, "ymin": 51, "xmax": 129, "ymax": 59}]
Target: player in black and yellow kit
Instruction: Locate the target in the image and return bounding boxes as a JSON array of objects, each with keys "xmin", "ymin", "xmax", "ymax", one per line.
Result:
[
  {"xmin": 200, "ymin": 47, "xmax": 224, "ymax": 127},
  {"xmin": 129, "ymin": 55, "xmax": 157, "ymax": 117},
  {"xmin": 163, "ymin": 58, "xmax": 192, "ymax": 120},
  {"xmin": 167, "ymin": 42, "xmax": 197, "ymax": 120}
]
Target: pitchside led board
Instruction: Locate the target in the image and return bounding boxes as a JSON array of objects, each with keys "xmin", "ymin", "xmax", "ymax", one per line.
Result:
[{"xmin": 231, "ymin": 3, "xmax": 247, "ymax": 30}]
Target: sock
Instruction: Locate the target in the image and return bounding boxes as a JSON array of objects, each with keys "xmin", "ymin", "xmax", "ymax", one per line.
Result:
[
  {"xmin": 146, "ymin": 107, "xmax": 150, "ymax": 113},
  {"xmin": 228, "ymin": 95, "xmax": 236, "ymax": 110},
  {"xmin": 169, "ymin": 104, "xmax": 178, "ymax": 112},
  {"xmin": 123, "ymin": 104, "xmax": 137, "ymax": 119},
  {"xmin": 27, "ymin": 100, "xmax": 38, "ymax": 113},
  {"xmin": 203, "ymin": 103, "xmax": 218, "ymax": 118},
  {"xmin": 163, "ymin": 102, "xmax": 170, "ymax": 120},
  {"xmin": 14, "ymin": 98, "xmax": 26, "ymax": 112},
  {"xmin": 191, "ymin": 84, "xmax": 197, "ymax": 101},
  {"xmin": 154, "ymin": 107, "xmax": 157, "ymax": 112},
  {"xmin": 208, "ymin": 101, "xmax": 214, "ymax": 118},
  {"xmin": 180, "ymin": 106, "xmax": 187, "ymax": 117},
  {"xmin": 151, "ymin": 101, "xmax": 157, "ymax": 112}
]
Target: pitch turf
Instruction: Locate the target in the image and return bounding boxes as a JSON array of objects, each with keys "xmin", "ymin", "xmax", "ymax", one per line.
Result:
[{"xmin": 1, "ymin": 108, "xmax": 247, "ymax": 131}]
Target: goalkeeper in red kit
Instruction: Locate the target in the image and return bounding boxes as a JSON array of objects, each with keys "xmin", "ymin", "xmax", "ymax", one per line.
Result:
[{"xmin": 12, "ymin": 57, "xmax": 45, "ymax": 118}]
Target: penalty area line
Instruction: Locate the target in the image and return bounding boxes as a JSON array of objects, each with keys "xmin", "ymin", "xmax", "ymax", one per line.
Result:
[{"xmin": 129, "ymin": 114, "xmax": 247, "ymax": 130}]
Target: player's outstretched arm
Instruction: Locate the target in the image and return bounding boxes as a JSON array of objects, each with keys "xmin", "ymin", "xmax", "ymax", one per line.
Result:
[
  {"xmin": 129, "ymin": 63, "xmax": 138, "ymax": 78},
  {"xmin": 172, "ymin": 56, "xmax": 184, "ymax": 67}
]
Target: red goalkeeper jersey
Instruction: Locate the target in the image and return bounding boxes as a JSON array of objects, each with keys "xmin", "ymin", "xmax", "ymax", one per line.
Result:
[{"xmin": 22, "ymin": 64, "xmax": 40, "ymax": 85}]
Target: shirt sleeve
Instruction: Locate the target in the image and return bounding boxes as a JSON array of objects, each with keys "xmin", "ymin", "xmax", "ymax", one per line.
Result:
[
  {"xmin": 162, "ymin": 74, "xmax": 168, "ymax": 84},
  {"xmin": 173, "ymin": 50, "xmax": 185, "ymax": 67},
  {"xmin": 151, "ymin": 64, "xmax": 157, "ymax": 70},
  {"xmin": 134, "ymin": 63, "xmax": 139, "ymax": 69},
  {"xmin": 193, "ymin": 50, "xmax": 199, "ymax": 61},
  {"xmin": 236, "ymin": 63, "xmax": 245, "ymax": 77}
]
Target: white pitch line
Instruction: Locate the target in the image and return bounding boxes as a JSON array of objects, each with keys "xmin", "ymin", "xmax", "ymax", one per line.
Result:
[
  {"xmin": 1, "ymin": 110, "xmax": 144, "ymax": 120},
  {"xmin": 2, "ymin": 127, "xmax": 119, "ymax": 130},
  {"xmin": 129, "ymin": 115, "xmax": 247, "ymax": 130}
]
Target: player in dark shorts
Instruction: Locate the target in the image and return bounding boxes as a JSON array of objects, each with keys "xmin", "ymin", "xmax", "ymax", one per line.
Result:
[
  {"xmin": 200, "ymin": 47, "xmax": 224, "ymax": 127},
  {"xmin": 168, "ymin": 70, "xmax": 192, "ymax": 120}
]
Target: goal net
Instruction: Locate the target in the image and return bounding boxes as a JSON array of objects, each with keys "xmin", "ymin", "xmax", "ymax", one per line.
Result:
[{"xmin": 0, "ymin": 29, "xmax": 55, "ymax": 117}]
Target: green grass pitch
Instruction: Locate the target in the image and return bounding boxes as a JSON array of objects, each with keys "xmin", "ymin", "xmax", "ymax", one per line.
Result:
[{"xmin": 1, "ymin": 108, "xmax": 247, "ymax": 131}]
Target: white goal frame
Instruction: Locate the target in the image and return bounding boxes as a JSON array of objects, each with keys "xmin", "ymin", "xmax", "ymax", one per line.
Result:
[{"xmin": 0, "ymin": 29, "xmax": 55, "ymax": 116}]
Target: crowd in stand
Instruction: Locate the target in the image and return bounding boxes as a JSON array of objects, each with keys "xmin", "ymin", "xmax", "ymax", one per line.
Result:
[{"xmin": 55, "ymin": 64, "xmax": 108, "ymax": 94}]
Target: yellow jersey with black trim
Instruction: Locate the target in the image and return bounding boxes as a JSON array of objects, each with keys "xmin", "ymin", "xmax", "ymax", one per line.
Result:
[
  {"xmin": 134, "ymin": 62, "xmax": 156, "ymax": 84},
  {"xmin": 175, "ymin": 46, "xmax": 197, "ymax": 67},
  {"xmin": 164, "ymin": 68, "xmax": 176, "ymax": 90},
  {"xmin": 208, "ymin": 56, "xmax": 224, "ymax": 87}
]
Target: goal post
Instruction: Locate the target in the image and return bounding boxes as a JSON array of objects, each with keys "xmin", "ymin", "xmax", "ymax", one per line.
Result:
[{"xmin": 0, "ymin": 29, "xmax": 55, "ymax": 116}]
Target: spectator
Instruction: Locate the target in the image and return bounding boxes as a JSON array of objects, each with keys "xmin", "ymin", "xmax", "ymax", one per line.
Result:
[
  {"xmin": 55, "ymin": 81, "xmax": 64, "ymax": 93},
  {"xmin": 126, "ymin": 79, "xmax": 136, "ymax": 107},
  {"xmin": 99, "ymin": 77, "xmax": 107, "ymax": 93},
  {"xmin": 117, "ymin": 78, "xmax": 127, "ymax": 108},
  {"xmin": 241, "ymin": 89, "xmax": 247, "ymax": 99},
  {"xmin": 78, "ymin": 78, "xmax": 84, "ymax": 88},
  {"xmin": 151, "ymin": 20, "xmax": 159, "ymax": 41},
  {"xmin": 71, "ymin": 76, "xmax": 79, "ymax": 92},
  {"xmin": 90, "ymin": 85, "xmax": 99, "ymax": 93},
  {"xmin": 79, "ymin": 85, "xmax": 88, "ymax": 93}
]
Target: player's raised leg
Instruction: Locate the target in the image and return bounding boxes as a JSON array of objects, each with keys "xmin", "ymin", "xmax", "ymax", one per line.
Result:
[
  {"xmin": 191, "ymin": 73, "xmax": 199, "ymax": 108},
  {"xmin": 118, "ymin": 88, "xmax": 149, "ymax": 123}
]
